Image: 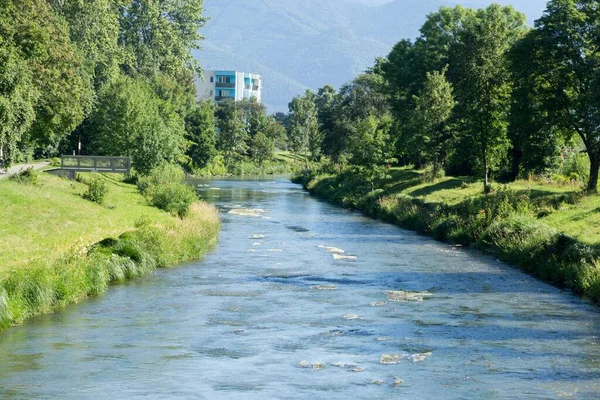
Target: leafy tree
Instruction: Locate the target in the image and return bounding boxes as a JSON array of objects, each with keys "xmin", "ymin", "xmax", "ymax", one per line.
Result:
[
  {"xmin": 326, "ymin": 74, "xmax": 389, "ymax": 163},
  {"xmin": 346, "ymin": 115, "xmax": 396, "ymax": 192},
  {"xmin": 314, "ymin": 84, "xmax": 338, "ymax": 157},
  {"xmin": 118, "ymin": 0, "xmax": 206, "ymax": 80},
  {"xmin": 507, "ymin": 29, "xmax": 566, "ymax": 179},
  {"xmin": 215, "ymin": 99, "xmax": 248, "ymax": 167},
  {"xmin": 412, "ymin": 66, "xmax": 456, "ymax": 177},
  {"xmin": 264, "ymin": 117, "xmax": 288, "ymax": 150},
  {"xmin": 0, "ymin": 28, "xmax": 37, "ymax": 166},
  {"xmin": 185, "ymin": 100, "xmax": 216, "ymax": 170},
  {"xmin": 87, "ymin": 75, "xmax": 186, "ymax": 175},
  {"xmin": 288, "ymin": 90, "xmax": 320, "ymax": 169},
  {"xmin": 49, "ymin": 0, "xmax": 122, "ymax": 91},
  {"xmin": 381, "ymin": 6, "xmax": 475, "ymax": 166},
  {"xmin": 531, "ymin": 0, "xmax": 600, "ymax": 191},
  {"xmin": 250, "ymin": 132, "xmax": 274, "ymax": 166},
  {"xmin": 451, "ymin": 5, "xmax": 527, "ymax": 189},
  {"xmin": 0, "ymin": 0, "xmax": 92, "ymax": 160},
  {"xmin": 236, "ymin": 97, "xmax": 268, "ymax": 139}
]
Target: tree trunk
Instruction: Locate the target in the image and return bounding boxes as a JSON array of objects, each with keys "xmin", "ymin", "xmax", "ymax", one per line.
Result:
[
  {"xmin": 587, "ymin": 151, "xmax": 599, "ymax": 193},
  {"xmin": 509, "ymin": 147, "xmax": 522, "ymax": 182},
  {"xmin": 304, "ymin": 147, "xmax": 309, "ymax": 172},
  {"xmin": 483, "ymin": 147, "xmax": 489, "ymax": 191}
]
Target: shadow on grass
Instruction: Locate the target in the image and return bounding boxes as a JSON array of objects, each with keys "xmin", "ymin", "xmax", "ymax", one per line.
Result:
[{"xmin": 408, "ymin": 178, "xmax": 469, "ymax": 198}]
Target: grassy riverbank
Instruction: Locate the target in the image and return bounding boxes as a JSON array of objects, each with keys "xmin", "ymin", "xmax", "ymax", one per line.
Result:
[
  {"xmin": 0, "ymin": 172, "xmax": 220, "ymax": 330},
  {"xmin": 192, "ymin": 151, "xmax": 303, "ymax": 177},
  {"xmin": 295, "ymin": 167, "xmax": 600, "ymax": 304}
]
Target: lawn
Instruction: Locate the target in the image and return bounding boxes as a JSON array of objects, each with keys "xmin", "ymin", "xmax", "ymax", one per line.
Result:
[
  {"xmin": 378, "ymin": 167, "xmax": 600, "ymax": 244},
  {"xmin": 0, "ymin": 172, "xmax": 172, "ymax": 275}
]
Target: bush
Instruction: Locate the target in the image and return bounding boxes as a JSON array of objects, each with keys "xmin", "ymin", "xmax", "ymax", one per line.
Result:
[
  {"xmin": 137, "ymin": 164, "xmax": 196, "ymax": 217},
  {"xmin": 9, "ymin": 167, "xmax": 39, "ymax": 185},
  {"xmin": 149, "ymin": 183, "xmax": 197, "ymax": 218},
  {"xmin": 82, "ymin": 175, "xmax": 109, "ymax": 205},
  {"xmin": 137, "ymin": 163, "xmax": 185, "ymax": 195}
]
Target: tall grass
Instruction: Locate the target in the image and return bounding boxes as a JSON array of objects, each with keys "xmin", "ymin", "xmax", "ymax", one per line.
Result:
[{"xmin": 0, "ymin": 202, "xmax": 219, "ymax": 330}]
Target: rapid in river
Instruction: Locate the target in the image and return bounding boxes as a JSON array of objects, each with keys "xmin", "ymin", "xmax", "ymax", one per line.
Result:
[{"xmin": 1, "ymin": 177, "xmax": 599, "ymax": 399}]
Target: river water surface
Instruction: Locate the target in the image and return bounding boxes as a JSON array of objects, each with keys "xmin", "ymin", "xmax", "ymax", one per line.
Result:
[{"xmin": 1, "ymin": 177, "xmax": 599, "ymax": 399}]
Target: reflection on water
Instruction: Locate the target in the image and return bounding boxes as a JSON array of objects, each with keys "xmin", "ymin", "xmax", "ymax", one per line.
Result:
[{"xmin": 1, "ymin": 176, "xmax": 599, "ymax": 399}]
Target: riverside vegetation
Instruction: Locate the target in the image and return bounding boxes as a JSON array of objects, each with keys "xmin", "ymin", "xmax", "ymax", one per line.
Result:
[{"xmin": 0, "ymin": 167, "xmax": 220, "ymax": 330}]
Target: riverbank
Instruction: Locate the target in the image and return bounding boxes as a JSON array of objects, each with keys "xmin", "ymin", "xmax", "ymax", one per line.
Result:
[
  {"xmin": 294, "ymin": 167, "xmax": 600, "ymax": 304},
  {"xmin": 191, "ymin": 151, "xmax": 302, "ymax": 177},
  {"xmin": 0, "ymin": 172, "xmax": 220, "ymax": 330}
]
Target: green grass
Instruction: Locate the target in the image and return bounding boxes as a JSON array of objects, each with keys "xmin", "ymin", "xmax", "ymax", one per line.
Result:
[
  {"xmin": 0, "ymin": 172, "xmax": 220, "ymax": 329},
  {"xmin": 0, "ymin": 173, "xmax": 171, "ymax": 275},
  {"xmin": 296, "ymin": 166, "xmax": 600, "ymax": 304}
]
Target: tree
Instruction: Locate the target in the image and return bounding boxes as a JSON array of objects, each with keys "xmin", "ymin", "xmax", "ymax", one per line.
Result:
[
  {"xmin": 412, "ymin": 66, "xmax": 456, "ymax": 177},
  {"xmin": 215, "ymin": 99, "xmax": 248, "ymax": 167},
  {"xmin": 531, "ymin": 0, "xmax": 600, "ymax": 191},
  {"xmin": 185, "ymin": 101, "xmax": 216, "ymax": 170},
  {"xmin": 0, "ymin": 11, "xmax": 38, "ymax": 166},
  {"xmin": 87, "ymin": 75, "xmax": 186, "ymax": 175},
  {"xmin": 264, "ymin": 117, "xmax": 287, "ymax": 150},
  {"xmin": 250, "ymin": 132, "xmax": 274, "ymax": 166},
  {"xmin": 451, "ymin": 5, "xmax": 527, "ymax": 189},
  {"xmin": 49, "ymin": 0, "xmax": 122, "ymax": 91},
  {"xmin": 346, "ymin": 115, "xmax": 396, "ymax": 192},
  {"xmin": 314, "ymin": 84, "xmax": 338, "ymax": 157},
  {"xmin": 118, "ymin": 0, "xmax": 206, "ymax": 80},
  {"xmin": 507, "ymin": 29, "xmax": 565, "ymax": 179},
  {"xmin": 0, "ymin": 0, "xmax": 92, "ymax": 160},
  {"xmin": 381, "ymin": 6, "xmax": 476, "ymax": 166},
  {"xmin": 325, "ymin": 74, "xmax": 389, "ymax": 163},
  {"xmin": 288, "ymin": 90, "xmax": 321, "ymax": 169}
]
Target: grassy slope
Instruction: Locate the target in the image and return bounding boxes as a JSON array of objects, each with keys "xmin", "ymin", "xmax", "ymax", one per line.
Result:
[
  {"xmin": 0, "ymin": 172, "xmax": 220, "ymax": 329},
  {"xmin": 0, "ymin": 173, "xmax": 171, "ymax": 275},
  {"xmin": 376, "ymin": 168, "xmax": 597, "ymax": 243}
]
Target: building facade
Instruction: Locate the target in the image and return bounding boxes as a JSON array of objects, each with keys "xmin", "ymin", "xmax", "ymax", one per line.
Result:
[{"xmin": 195, "ymin": 70, "xmax": 262, "ymax": 104}]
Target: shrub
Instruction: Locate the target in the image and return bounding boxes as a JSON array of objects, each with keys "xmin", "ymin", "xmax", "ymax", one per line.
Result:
[
  {"xmin": 137, "ymin": 163, "xmax": 185, "ymax": 195},
  {"xmin": 9, "ymin": 167, "xmax": 39, "ymax": 185},
  {"xmin": 82, "ymin": 175, "xmax": 109, "ymax": 205},
  {"xmin": 149, "ymin": 183, "xmax": 197, "ymax": 218},
  {"xmin": 137, "ymin": 164, "xmax": 197, "ymax": 217}
]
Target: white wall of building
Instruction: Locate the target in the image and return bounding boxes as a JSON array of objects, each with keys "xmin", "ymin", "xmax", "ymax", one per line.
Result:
[
  {"xmin": 194, "ymin": 70, "xmax": 262, "ymax": 104},
  {"xmin": 195, "ymin": 70, "xmax": 216, "ymax": 101}
]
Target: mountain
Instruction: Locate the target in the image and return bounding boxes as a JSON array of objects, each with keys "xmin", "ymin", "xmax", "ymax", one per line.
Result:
[{"xmin": 195, "ymin": 0, "xmax": 548, "ymax": 112}]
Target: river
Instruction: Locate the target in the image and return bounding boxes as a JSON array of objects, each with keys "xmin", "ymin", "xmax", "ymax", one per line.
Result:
[{"xmin": 0, "ymin": 177, "xmax": 599, "ymax": 399}]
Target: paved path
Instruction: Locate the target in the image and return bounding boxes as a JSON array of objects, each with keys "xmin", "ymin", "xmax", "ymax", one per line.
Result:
[{"xmin": 0, "ymin": 162, "xmax": 51, "ymax": 179}]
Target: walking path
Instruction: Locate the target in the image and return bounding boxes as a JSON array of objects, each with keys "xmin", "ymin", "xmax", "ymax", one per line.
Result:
[{"xmin": 0, "ymin": 162, "xmax": 51, "ymax": 179}]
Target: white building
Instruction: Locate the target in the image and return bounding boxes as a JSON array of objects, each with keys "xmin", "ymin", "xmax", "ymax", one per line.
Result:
[{"xmin": 195, "ymin": 70, "xmax": 262, "ymax": 103}]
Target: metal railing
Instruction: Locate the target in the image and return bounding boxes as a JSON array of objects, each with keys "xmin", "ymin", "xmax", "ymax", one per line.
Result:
[
  {"xmin": 61, "ymin": 155, "xmax": 131, "ymax": 174},
  {"xmin": 215, "ymin": 82, "xmax": 235, "ymax": 88},
  {"xmin": 215, "ymin": 96, "xmax": 235, "ymax": 101}
]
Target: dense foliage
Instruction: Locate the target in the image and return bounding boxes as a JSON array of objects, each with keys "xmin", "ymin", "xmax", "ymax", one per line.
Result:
[
  {"xmin": 285, "ymin": 1, "xmax": 600, "ymax": 192},
  {"xmin": 0, "ymin": 0, "xmax": 207, "ymax": 175}
]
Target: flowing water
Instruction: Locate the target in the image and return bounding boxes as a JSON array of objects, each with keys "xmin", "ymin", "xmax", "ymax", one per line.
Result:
[{"xmin": 1, "ymin": 177, "xmax": 599, "ymax": 399}]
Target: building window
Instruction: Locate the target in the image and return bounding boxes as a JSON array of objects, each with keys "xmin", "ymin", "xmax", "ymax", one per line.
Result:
[
  {"xmin": 218, "ymin": 76, "xmax": 232, "ymax": 83},
  {"xmin": 209, "ymin": 90, "xmax": 213, "ymax": 96},
  {"xmin": 210, "ymin": 77, "xmax": 214, "ymax": 83}
]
